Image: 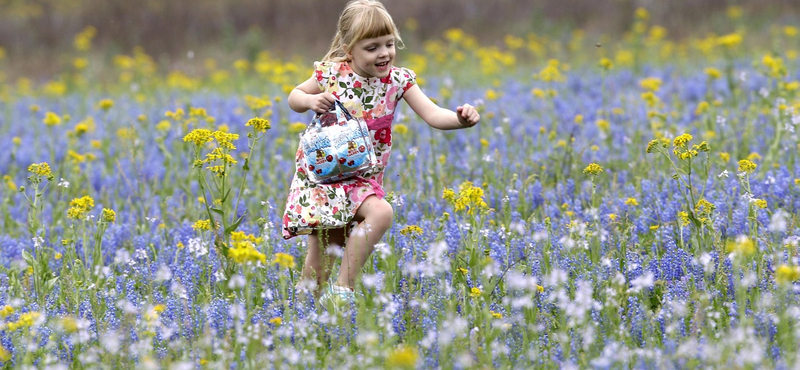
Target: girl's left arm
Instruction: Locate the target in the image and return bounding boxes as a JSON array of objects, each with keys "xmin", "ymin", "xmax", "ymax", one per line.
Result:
[{"xmin": 403, "ymin": 84, "xmax": 480, "ymax": 130}]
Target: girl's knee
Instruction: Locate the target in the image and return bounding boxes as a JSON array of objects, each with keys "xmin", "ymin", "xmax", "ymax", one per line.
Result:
[
  {"xmin": 354, "ymin": 195, "xmax": 394, "ymax": 231},
  {"xmin": 369, "ymin": 199, "xmax": 394, "ymax": 229}
]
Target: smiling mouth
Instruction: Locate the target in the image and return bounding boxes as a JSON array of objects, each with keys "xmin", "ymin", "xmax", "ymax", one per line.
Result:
[{"xmin": 376, "ymin": 61, "xmax": 390, "ymax": 68}]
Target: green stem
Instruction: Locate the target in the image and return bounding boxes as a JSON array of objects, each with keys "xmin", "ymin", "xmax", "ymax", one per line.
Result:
[{"xmin": 232, "ymin": 134, "xmax": 260, "ymax": 225}]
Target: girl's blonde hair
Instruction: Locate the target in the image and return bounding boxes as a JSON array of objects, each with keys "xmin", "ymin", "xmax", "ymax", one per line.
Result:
[{"xmin": 322, "ymin": 0, "xmax": 404, "ymax": 62}]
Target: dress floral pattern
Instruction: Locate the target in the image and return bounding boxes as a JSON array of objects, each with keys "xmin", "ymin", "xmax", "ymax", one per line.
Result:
[{"xmin": 282, "ymin": 61, "xmax": 417, "ymax": 239}]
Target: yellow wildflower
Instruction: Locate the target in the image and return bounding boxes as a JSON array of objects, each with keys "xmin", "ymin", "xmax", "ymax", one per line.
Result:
[
  {"xmin": 639, "ymin": 77, "xmax": 663, "ymax": 92},
  {"xmin": 704, "ymin": 68, "xmax": 722, "ymax": 80},
  {"xmin": 677, "ymin": 211, "xmax": 690, "ymax": 226},
  {"xmin": 74, "ymin": 123, "xmax": 90, "ymax": 136},
  {"xmin": 776, "ymin": 265, "xmax": 800, "ymax": 284},
  {"xmin": 269, "ymin": 317, "xmax": 283, "ymax": 326},
  {"xmin": 101, "ymin": 208, "xmax": 116, "ymax": 223},
  {"xmin": 386, "ymin": 346, "xmax": 419, "ymax": 369},
  {"xmin": 583, "ymin": 163, "xmax": 603, "ymax": 176},
  {"xmin": 43, "ymin": 111, "xmax": 62, "ymax": 126},
  {"xmin": 747, "ymin": 152, "xmax": 762, "ymax": 161},
  {"xmin": 673, "ymin": 133, "xmax": 693, "ymax": 148},
  {"xmin": 635, "ymin": 7, "xmax": 649, "ymax": 20},
  {"xmin": 28, "ymin": 162, "xmax": 53, "ymax": 180},
  {"xmin": 156, "ymin": 120, "xmax": 171, "ymax": 132},
  {"xmin": 7, "ymin": 312, "xmax": 41, "ymax": 331},
  {"xmin": 641, "ymin": 91, "xmax": 659, "ymax": 107},
  {"xmin": 717, "ymin": 33, "xmax": 743, "ymax": 48},
  {"xmin": 98, "ymin": 99, "xmax": 114, "ymax": 111},
  {"xmin": 233, "ymin": 59, "xmax": 250, "ymax": 72},
  {"xmin": 183, "ymin": 129, "xmax": 213, "ymax": 147},
  {"xmin": 470, "ymin": 287, "xmax": 481, "ymax": 298},
  {"xmin": 245, "ymin": 117, "xmax": 270, "ymax": 133},
  {"xmin": 738, "ymin": 159, "xmax": 757, "ymax": 173},
  {"xmin": 753, "ymin": 199, "xmax": 767, "ymax": 209},
  {"xmin": 400, "ymin": 225, "xmax": 423, "ymax": 236},
  {"xmin": 726, "ymin": 6, "xmax": 743, "ymax": 19},
  {"xmin": 490, "ymin": 311, "xmax": 503, "ymax": 319},
  {"xmin": 596, "ymin": 119, "xmax": 610, "ymax": 132},
  {"xmin": 394, "ymin": 123, "xmax": 409, "ymax": 135},
  {"xmin": 228, "ymin": 241, "xmax": 267, "ymax": 264},
  {"xmin": 192, "ymin": 219, "xmax": 212, "ymax": 231},
  {"xmin": 536, "ymin": 59, "xmax": 564, "ymax": 82},
  {"xmin": 272, "ymin": 252, "xmax": 296, "ymax": 269},
  {"xmin": 4, "ymin": 175, "xmax": 17, "ymax": 192},
  {"xmin": 598, "ymin": 57, "xmax": 614, "ymax": 71},
  {"xmin": 695, "ymin": 199, "xmax": 716, "ymax": 215},
  {"xmin": 625, "ymin": 198, "xmax": 639, "ymax": 206},
  {"xmin": 0, "ymin": 305, "xmax": 14, "ymax": 318},
  {"xmin": 762, "ymin": 54, "xmax": 786, "ymax": 78},
  {"xmin": 695, "ymin": 101, "xmax": 710, "ymax": 115},
  {"xmin": 288, "ymin": 122, "xmax": 307, "ymax": 135},
  {"xmin": 67, "ymin": 196, "xmax": 95, "ymax": 220},
  {"xmin": 727, "ymin": 236, "xmax": 756, "ymax": 256}
]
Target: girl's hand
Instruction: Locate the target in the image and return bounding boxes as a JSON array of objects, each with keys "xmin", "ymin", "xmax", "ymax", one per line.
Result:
[
  {"xmin": 456, "ymin": 104, "xmax": 480, "ymax": 128},
  {"xmin": 309, "ymin": 92, "xmax": 337, "ymax": 114}
]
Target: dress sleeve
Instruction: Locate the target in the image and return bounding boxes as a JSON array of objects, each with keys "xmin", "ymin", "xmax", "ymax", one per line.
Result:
[
  {"xmin": 313, "ymin": 61, "xmax": 335, "ymax": 92},
  {"xmin": 395, "ymin": 67, "xmax": 417, "ymax": 100}
]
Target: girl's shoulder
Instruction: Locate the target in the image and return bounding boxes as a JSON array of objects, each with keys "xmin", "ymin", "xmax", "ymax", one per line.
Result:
[
  {"xmin": 313, "ymin": 61, "xmax": 351, "ymax": 76},
  {"xmin": 387, "ymin": 66, "xmax": 417, "ymax": 91},
  {"xmin": 388, "ymin": 66, "xmax": 416, "ymax": 81}
]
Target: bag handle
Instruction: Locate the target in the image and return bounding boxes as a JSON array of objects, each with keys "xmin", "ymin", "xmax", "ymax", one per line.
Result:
[{"xmin": 311, "ymin": 100, "xmax": 352, "ymax": 127}]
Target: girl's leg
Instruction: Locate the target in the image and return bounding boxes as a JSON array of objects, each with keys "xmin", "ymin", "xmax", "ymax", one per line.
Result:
[
  {"xmin": 337, "ymin": 195, "xmax": 393, "ymax": 289},
  {"xmin": 302, "ymin": 227, "xmax": 347, "ymax": 297}
]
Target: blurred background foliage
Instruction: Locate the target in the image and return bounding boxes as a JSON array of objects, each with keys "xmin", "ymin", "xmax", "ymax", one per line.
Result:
[{"xmin": 0, "ymin": 0, "xmax": 798, "ymax": 79}]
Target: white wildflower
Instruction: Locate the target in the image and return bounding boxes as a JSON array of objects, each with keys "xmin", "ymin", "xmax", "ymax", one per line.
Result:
[
  {"xmin": 768, "ymin": 209, "xmax": 789, "ymax": 233},
  {"xmin": 628, "ymin": 271, "xmax": 655, "ymax": 293}
]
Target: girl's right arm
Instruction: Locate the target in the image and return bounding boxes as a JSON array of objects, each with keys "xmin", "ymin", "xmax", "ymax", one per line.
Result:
[{"xmin": 288, "ymin": 77, "xmax": 337, "ymax": 114}]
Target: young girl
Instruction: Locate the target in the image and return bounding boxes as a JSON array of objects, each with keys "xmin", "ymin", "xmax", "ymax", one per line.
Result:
[{"xmin": 282, "ymin": 0, "xmax": 480, "ymax": 306}]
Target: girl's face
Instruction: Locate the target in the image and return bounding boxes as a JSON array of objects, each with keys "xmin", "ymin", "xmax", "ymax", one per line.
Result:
[{"xmin": 347, "ymin": 34, "xmax": 396, "ymax": 79}]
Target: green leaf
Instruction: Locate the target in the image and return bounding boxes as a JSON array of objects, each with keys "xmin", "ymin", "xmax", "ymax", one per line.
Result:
[
  {"xmin": 21, "ymin": 250, "xmax": 35, "ymax": 266},
  {"xmin": 363, "ymin": 95, "xmax": 373, "ymax": 104},
  {"xmin": 221, "ymin": 188, "xmax": 232, "ymax": 203},
  {"xmin": 46, "ymin": 276, "xmax": 59, "ymax": 292},
  {"xmin": 242, "ymin": 158, "xmax": 250, "ymax": 171},
  {"xmin": 225, "ymin": 212, "xmax": 247, "ymax": 234},
  {"xmin": 210, "ymin": 207, "xmax": 224, "ymax": 215}
]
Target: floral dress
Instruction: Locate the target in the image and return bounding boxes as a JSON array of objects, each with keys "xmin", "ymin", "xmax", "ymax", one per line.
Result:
[{"xmin": 282, "ymin": 61, "xmax": 417, "ymax": 239}]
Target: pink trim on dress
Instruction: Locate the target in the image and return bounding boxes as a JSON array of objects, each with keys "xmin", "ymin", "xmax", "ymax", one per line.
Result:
[{"xmin": 366, "ymin": 114, "xmax": 393, "ymax": 131}]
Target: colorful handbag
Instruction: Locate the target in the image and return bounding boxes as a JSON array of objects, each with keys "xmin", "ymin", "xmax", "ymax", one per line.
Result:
[{"xmin": 299, "ymin": 100, "xmax": 377, "ymax": 184}]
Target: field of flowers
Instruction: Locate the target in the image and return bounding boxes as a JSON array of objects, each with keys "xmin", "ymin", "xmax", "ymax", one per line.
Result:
[{"xmin": 1, "ymin": 8, "xmax": 800, "ymax": 369}]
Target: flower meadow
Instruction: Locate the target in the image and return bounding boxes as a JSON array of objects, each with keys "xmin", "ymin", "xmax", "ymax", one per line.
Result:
[{"xmin": 3, "ymin": 9, "xmax": 800, "ymax": 369}]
